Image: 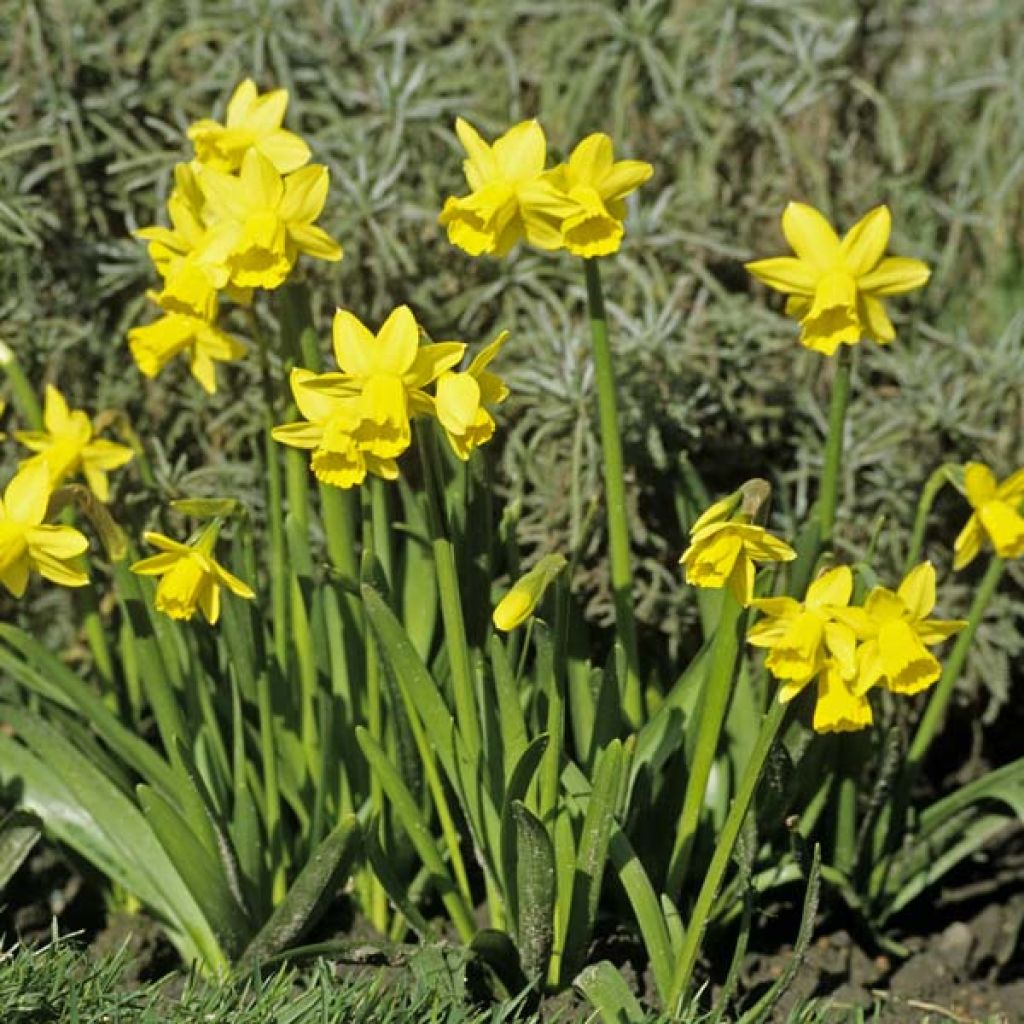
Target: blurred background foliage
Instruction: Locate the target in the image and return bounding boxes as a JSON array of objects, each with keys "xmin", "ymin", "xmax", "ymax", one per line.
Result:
[{"xmin": 0, "ymin": 0, "xmax": 1021, "ymax": 731}]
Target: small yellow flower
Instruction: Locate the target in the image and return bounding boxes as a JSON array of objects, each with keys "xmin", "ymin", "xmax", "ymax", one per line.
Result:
[
  {"xmin": 745, "ymin": 202, "xmax": 930, "ymax": 355},
  {"xmin": 128, "ymin": 294, "xmax": 246, "ymax": 394},
  {"xmin": 838, "ymin": 562, "xmax": 965, "ymax": 696},
  {"xmin": 188, "ymin": 78, "xmax": 311, "ymax": 174},
  {"xmin": 953, "ymin": 462, "xmax": 1024, "ymax": 569},
  {"xmin": 680, "ymin": 499, "xmax": 796, "ymax": 606},
  {"xmin": 748, "ymin": 566, "xmax": 857, "ymax": 690},
  {"xmin": 200, "ymin": 151, "xmax": 342, "ymax": 290},
  {"xmin": 810, "ymin": 661, "xmax": 874, "ymax": 733},
  {"xmin": 493, "ymin": 553, "xmax": 567, "ymax": 631},
  {"xmin": 0, "ymin": 461, "xmax": 89, "ymax": 597},
  {"xmin": 439, "ymin": 118, "xmax": 576, "ymax": 257},
  {"xmin": 435, "ymin": 331, "xmax": 509, "ymax": 460},
  {"xmin": 273, "ymin": 369, "xmax": 397, "ymax": 489},
  {"xmin": 131, "ymin": 527, "xmax": 254, "ymax": 624},
  {"xmin": 548, "ymin": 134, "xmax": 652, "ymax": 257},
  {"xmin": 135, "ymin": 165, "xmax": 236, "ymax": 316},
  {"xmin": 15, "ymin": 386, "xmax": 133, "ymax": 501}
]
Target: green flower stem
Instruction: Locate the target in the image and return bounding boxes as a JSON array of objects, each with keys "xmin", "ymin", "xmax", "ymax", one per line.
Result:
[
  {"xmin": 903, "ymin": 464, "xmax": 954, "ymax": 574},
  {"xmin": 0, "ymin": 342, "xmax": 43, "ymax": 429},
  {"xmin": 418, "ymin": 429, "xmax": 481, "ymax": 759},
  {"xmin": 582, "ymin": 258, "xmax": 642, "ymax": 728},
  {"xmin": 818, "ymin": 347, "xmax": 853, "ymax": 544},
  {"xmin": 834, "ymin": 731, "xmax": 869, "ymax": 876},
  {"xmin": 666, "ymin": 591, "xmax": 745, "ymax": 900},
  {"xmin": 907, "ymin": 555, "xmax": 1004, "ymax": 775},
  {"xmin": 668, "ymin": 698, "xmax": 790, "ymax": 1010},
  {"xmin": 249, "ymin": 312, "xmax": 289, "ymax": 672}
]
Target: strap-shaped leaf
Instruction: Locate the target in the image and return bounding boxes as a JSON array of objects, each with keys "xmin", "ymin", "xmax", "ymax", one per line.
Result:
[
  {"xmin": 0, "ymin": 625, "xmax": 176, "ymax": 794},
  {"xmin": 500, "ymin": 734, "xmax": 549, "ymax": 930},
  {"xmin": 574, "ymin": 960, "xmax": 646, "ymax": 1024},
  {"xmin": 0, "ymin": 809, "xmax": 41, "ymax": 890},
  {"xmin": 0, "ymin": 715, "xmax": 222, "ymax": 969},
  {"xmin": 240, "ymin": 814, "xmax": 361, "ymax": 966},
  {"xmin": 561, "ymin": 740, "xmax": 622, "ymax": 983},
  {"xmin": 356, "ymin": 726, "xmax": 476, "ymax": 942},
  {"xmin": 507, "ymin": 800, "xmax": 555, "ymax": 981},
  {"xmin": 138, "ymin": 784, "xmax": 252, "ymax": 958}
]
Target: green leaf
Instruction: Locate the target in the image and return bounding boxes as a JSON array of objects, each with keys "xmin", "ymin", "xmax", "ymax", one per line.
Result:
[
  {"xmin": 561, "ymin": 740, "xmax": 622, "ymax": 984},
  {"xmin": 737, "ymin": 844, "xmax": 821, "ymax": 1024},
  {"xmin": 469, "ymin": 929, "xmax": 528, "ymax": 1001},
  {"xmin": 362, "ymin": 819, "xmax": 433, "ymax": 939},
  {"xmin": 0, "ymin": 712, "xmax": 223, "ymax": 969},
  {"xmin": 489, "ymin": 634, "xmax": 528, "ymax": 782},
  {"xmin": 0, "ymin": 625, "xmax": 177, "ymax": 794},
  {"xmin": 0, "ymin": 809, "xmax": 41, "ymax": 890},
  {"xmin": 240, "ymin": 814, "xmax": 361, "ymax": 966},
  {"xmin": 138, "ymin": 784, "xmax": 252, "ymax": 958},
  {"xmin": 574, "ymin": 960, "xmax": 646, "ymax": 1024},
  {"xmin": 507, "ymin": 801, "xmax": 555, "ymax": 982},
  {"xmin": 356, "ymin": 726, "xmax": 476, "ymax": 942},
  {"xmin": 500, "ymin": 734, "xmax": 549, "ymax": 930}
]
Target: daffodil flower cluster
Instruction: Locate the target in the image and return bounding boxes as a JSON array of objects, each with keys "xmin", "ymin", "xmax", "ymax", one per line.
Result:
[
  {"xmin": 749, "ymin": 563, "xmax": 965, "ymax": 733},
  {"xmin": 439, "ymin": 119, "xmax": 652, "ymax": 259},
  {"xmin": 130, "ymin": 79, "xmax": 342, "ymax": 393},
  {"xmin": 746, "ymin": 202, "xmax": 930, "ymax": 355},
  {"xmin": 273, "ymin": 305, "xmax": 510, "ymax": 488}
]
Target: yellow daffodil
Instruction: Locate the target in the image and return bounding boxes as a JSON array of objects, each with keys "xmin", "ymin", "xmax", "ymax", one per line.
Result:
[
  {"xmin": 838, "ymin": 562, "xmax": 965, "ymax": 696},
  {"xmin": 273, "ymin": 369, "xmax": 399, "ymax": 489},
  {"xmin": 745, "ymin": 202, "xmax": 930, "ymax": 355},
  {"xmin": 199, "ymin": 151, "xmax": 341, "ymax": 290},
  {"xmin": 439, "ymin": 118, "xmax": 576, "ymax": 257},
  {"xmin": 748, "ymin": 565, "xmax": 867, "ymax": 733},
  {"xmin": 135, "ymin": 165, "xmax": 235, "ymax": 315},
  {"xmin": 128, "ymin": 294, "xmax": 246, "ymax": 394},
  {"xmin": 493, "ymin": 553, "xmax": 567, "ymax": 631},
  {"xmin": 953, "ymin": 462, "xmax": 1024, "ymax": 569},
  {"xmin": 188, "ymin": 78, "xmax": 311, "ymax": 174},
  {"xmin": 0, "ymin": 462, "xmax": 89, "ymax": 597},
  {"xmin": 810, "ymin": 661, "xmax": 874, "ymax": 733},
  {"xmin": 311, "ymin": 306, "xmax": 465, "ymax": 457},
  {"xmin": 435, "ymin": 330, "xmax": 509, "ymax": 460},
  {"xmin": 15, "ymin": 386, "xmax": 133, "ymax": 501},
  {"xmin": 748, "ymin": 566, "xmax": 856, "ymax": 689},
  {"xmin": 548, "ymin": 133, "xmax": 652, "ymax": 257},
  {"xmin": 680, "ymin": 498, "xmax": 796, "ymax": 606},
  {"xmin": 130, "ymin": 527, "xmax": 254, "ymax": 624},
  {"xmin": 273, "ymin": 306, "xmax": 465, "ymax": 488}
]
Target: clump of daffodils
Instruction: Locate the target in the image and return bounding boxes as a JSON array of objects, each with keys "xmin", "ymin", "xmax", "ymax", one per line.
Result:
[
  {"xmin": 749, "ymin": 562, "xmax": 964, "ymax": 733},
  {"xmin": 745, "ymin": 202, "xmax": 930, "ymax": 355},
  {"xmin": 273, "ymin": 305, "xmax": 510, "ymax": 488},
  {"xmin": 130, "ymin": 79, "xmax": 341, "ymax": 393},
  {"xmin": 439, "ymin": 118, "xmax": 652, "ymax": 259}
]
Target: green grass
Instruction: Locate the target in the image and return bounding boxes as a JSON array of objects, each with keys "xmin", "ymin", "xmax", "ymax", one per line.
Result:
[{"xmin": 0, "ymin": 935, "xmax": 527, "ymax": 1024}]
